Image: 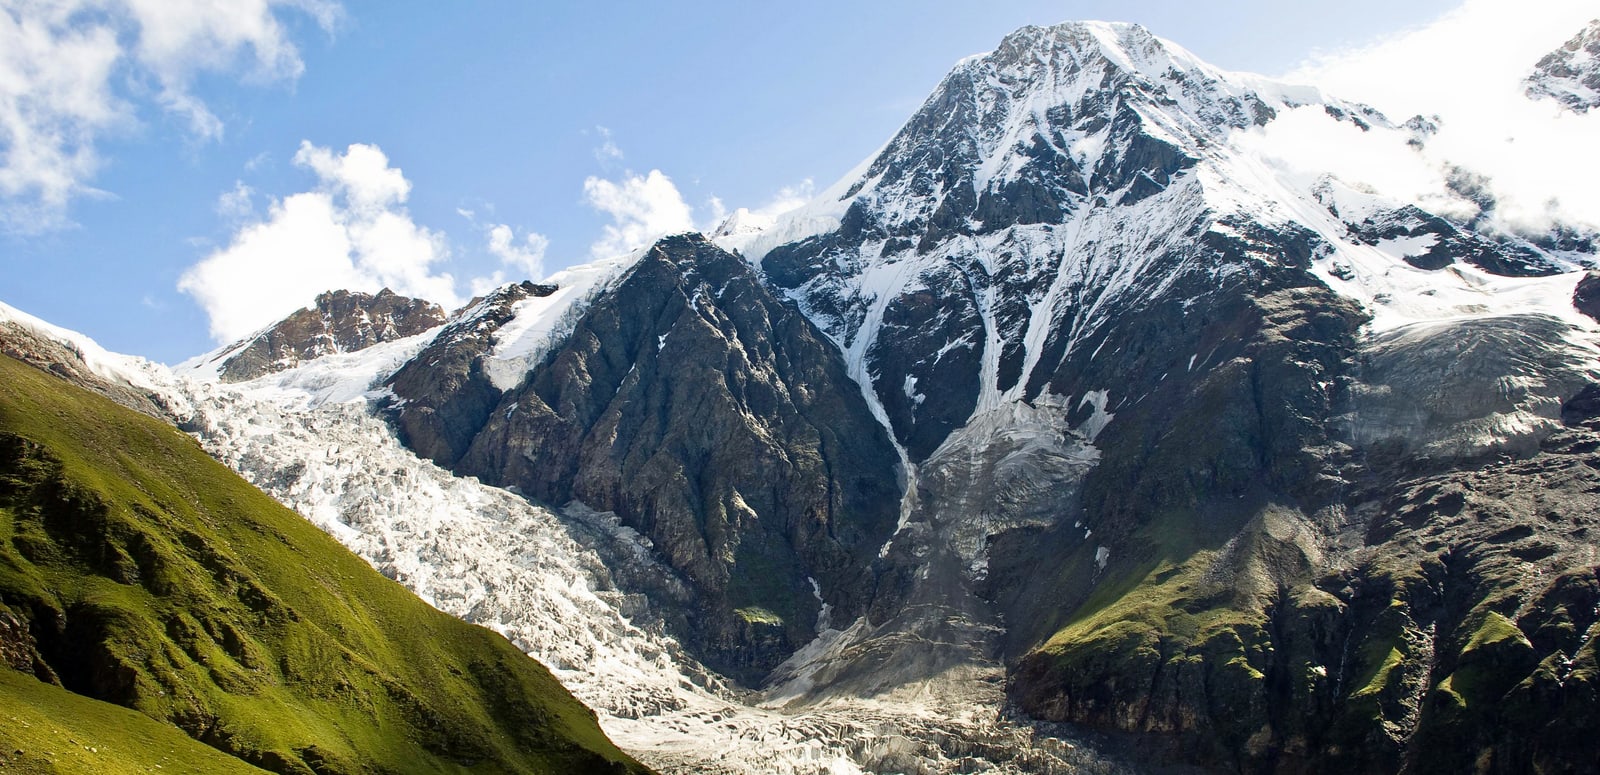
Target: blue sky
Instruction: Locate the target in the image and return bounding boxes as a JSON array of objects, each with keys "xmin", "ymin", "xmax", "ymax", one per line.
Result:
[{"xmin": 0, "ymin": 0, "xmax": 1562, "ymax": 362}]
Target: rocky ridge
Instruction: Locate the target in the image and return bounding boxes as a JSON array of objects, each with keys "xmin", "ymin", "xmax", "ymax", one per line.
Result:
[
  {"xmin": 399, "ymin": 235, "xmax": 902, "ymax": 682},
  {"xmin": 1527, "ymin": 18, "xmax": 1600, "ymax": 112},
  {"xmin": 195, "ymin": 288, "xmax": 446, "ymax": 382}
]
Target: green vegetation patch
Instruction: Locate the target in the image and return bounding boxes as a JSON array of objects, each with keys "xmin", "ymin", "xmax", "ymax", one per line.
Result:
[
  {"xmin": 0, "ymin": 666, "xmax": 269, "ymax": 774},
  {"xmin": 734, "ymin": 606, "xmax": 784, "ymax": 626},
  {"xmin": 0, "ymin": 355, "xmax": 649, "ymax": 774}
]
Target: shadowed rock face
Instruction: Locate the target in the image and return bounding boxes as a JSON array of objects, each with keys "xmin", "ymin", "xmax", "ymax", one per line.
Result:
[
  {"xmin": 1574, "ymin": 271, "xmax": 1600, "ymax": 322},
  {"xmin": 218, "ymin": 289, "xmax": 446, "ymax": 382},
  {"xmin": 1010, "ymin": 407, "xmax": 1600, "ymax": 775},
  {"xmin": 998, "ymin": 308, "xmax": 1600, "ymax": 773},
  {"xmin": 1341, "ymin": 205, "xmax": 1566, "ymax": 277},
  {"xmin": 384, "ymin": 281, "xmax": 556, "ymax": 467},
  {"xmin": 388, "ymin": 236, "xmax": 902, "ymax": 683}
]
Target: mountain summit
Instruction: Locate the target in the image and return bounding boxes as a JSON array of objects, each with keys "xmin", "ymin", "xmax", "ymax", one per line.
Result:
[
  {"xmin": 1527, "ymin": 18, "xmax": 1600, "ymax": 112},
  {"xmin": 189, "ymin": 288, "xmax": 447, "ymax": 382}
]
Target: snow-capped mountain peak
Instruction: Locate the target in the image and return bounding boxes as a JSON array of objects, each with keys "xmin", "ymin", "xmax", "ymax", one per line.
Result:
[{"xmin": 1527, "ymin": 18, "xmax": 1600, "ymax": 112}]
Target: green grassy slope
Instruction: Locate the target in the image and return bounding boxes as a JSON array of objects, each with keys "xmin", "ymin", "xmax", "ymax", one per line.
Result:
[
  {"xmin": 0, "ymin": 667, "xmax": 270, "ymax": 773},
  {"xmin": 0, "ymin": 354, "xmax": 648, "ymax": 775}
]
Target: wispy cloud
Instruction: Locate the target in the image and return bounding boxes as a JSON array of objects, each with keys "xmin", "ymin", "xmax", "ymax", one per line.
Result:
[
  {"xmin": 582, "ymin": 169, "xmax": 695, "ymax": 259},
  {"xmin": 455, "ymin": 206, "xmax": 550, "ymax": 292},
  {"xmin": 750, "ymin": 179, "xmax": 814, "ymax": 220},
  {"xmin": 179, "ymin": 141, "xmax": 458, "ymax": 343},
  {"xmin": 465, "ymin": 222, "xmax": 550, "ymax": 295},
  {"xmin": 0, "ymin": 0, "xmax": 340, "ymax": 233},
  {"xmin": 487, "ymin": 223, "xmax": 548, "ymax": 278},
  {"xmin": 214, "ymin": 180, "xmax": 256, "ymax": 220},
  {"xmin": 592, "ymin": 125, "xmax": 623, "ymax": 165}
]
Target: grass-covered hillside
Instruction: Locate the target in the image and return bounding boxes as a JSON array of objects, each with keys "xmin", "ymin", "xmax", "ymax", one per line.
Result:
[{"xmin": 0, "ymin": 353, "xmax": 650, "ymax": 775}]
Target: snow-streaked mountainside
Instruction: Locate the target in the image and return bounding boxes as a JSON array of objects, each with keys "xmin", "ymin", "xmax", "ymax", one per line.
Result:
[
  {"xmin": 1527, "ymin": 18, "xmax": 1600, "ymax": 113},
  {"xmin": 11, "ymin": 17, "xmax": 1600, "ymax": 775},
  {"xmin": 755, "ymin": 19, "xmax": 1584, "ymax": 432},
  {"xmin": 729, "ymin": 21, "xmax": 1600, "ymax": 729}
]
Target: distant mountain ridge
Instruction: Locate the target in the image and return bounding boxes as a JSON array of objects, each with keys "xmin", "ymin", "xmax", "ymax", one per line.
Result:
[{"xmin": 187, "ymin": 288, "xmax": 447, "ymax": 383}]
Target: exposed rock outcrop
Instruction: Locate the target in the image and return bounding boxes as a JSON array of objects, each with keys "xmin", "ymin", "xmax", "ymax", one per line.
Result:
[
  {"xmin": 1527, "ymin": 19, "xmax": 1600, "ymax": 113},
  {"xmin": 216, "ymin": 288, "xmax": 446, "ymax": 382},
  {"xmin": 383, "ymin": 236, "xmax": 902, "ymax": 683},
  {"xmin": 384, "ymin": 281, "xmax": 555, "ymax": 467}
]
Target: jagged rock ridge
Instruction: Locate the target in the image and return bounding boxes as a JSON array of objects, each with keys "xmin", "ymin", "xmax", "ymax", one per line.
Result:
[
  {"xmin": 210, "ymin": 288, "xmax": 447, "ymax": 382},
  {"xmin": 1527, "ymin": 19, "xmax": 1600, "ymax": 112},
  {"xmin": 386, "ymin": 280, "xmax": 556, "ymax": 466},
  {"xmin": 391, "ymin": 236, "xmax": 902, "ymax": 683}
]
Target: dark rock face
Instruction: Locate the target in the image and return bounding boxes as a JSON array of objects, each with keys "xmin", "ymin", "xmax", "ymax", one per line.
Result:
[
  {"xmin": 392, "ymin": 236, "xmax": 901, "ymax": 683},
  {"xmin": 1526, "ymin": 19, "xmax": 1600, "ymax": 113},
  {"xmin": 867, "ymin": 274, "xmax": 984, "ymax": 461},
  {"xmin": 1001, "ymin": 308, "xmax": 1600, "ymax": 773},
  {"xmin": 217, "ymin": 289, "xmax": 446, "ymax": 382},
  {"xmin": 1574, "ymin": 271, "xmax": 1600, "ymax": 322},
  {"xmin": 1011, "ymin": 419, "xmax": 1600, "ymax": 774},
  {"xmin": 384, "ymin": 281, "xmax": 555, "ymax": 467},
  {"xmin": 1338, "ymin": 204, "xmax": 1566, "ymax": 277}
]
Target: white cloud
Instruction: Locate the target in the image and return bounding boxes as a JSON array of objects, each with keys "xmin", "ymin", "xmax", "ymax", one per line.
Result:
[
  {"xmin": 702, "ymin": 179, "xmax": 818, "ymax": 244},
  {"xmin": 179, "ymin": 141, "xmax": 459, "ymax": 343},
  {"xmin": 454, "ymin": 206, "xmax": 549, "ymax": 291},
  {"xmin": 1232, "ymin": 106, "xmax": 1478, "ymax": 222},
  {"xmin": 704, "ymin": 195, "xmax": 728, "ymax": 227},
  {"xmin": 293, "ymin": 140, "xmax": 408, "ymax": 212},
  {"xmin": 0, "ymin": 0, "xmax": 337, "ymax": 232},
  {"xmin": 750, "ymin": 178, "xmax": 814, "ymax": 220},
  {"xmin": 487, "ymin": 223, "xmax": 548, "ymax": 277},
  {"xmin": 1285, "ymin": 0, "xmax": 1600, "ymax": 234},
  {"xmin": 592, "ymin": 125, "xmax": 622, "ymax": 164},
  {"xmin": 215, "ymin": 180, "xmax": 255, "ymax": 220},
  {"xmin": 467, "ymin": 223, "xmax": 550, "ymax": 294},
  {"xmin": 582, "ymin": 169, "xmax": 694, "ymax": 258}
]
